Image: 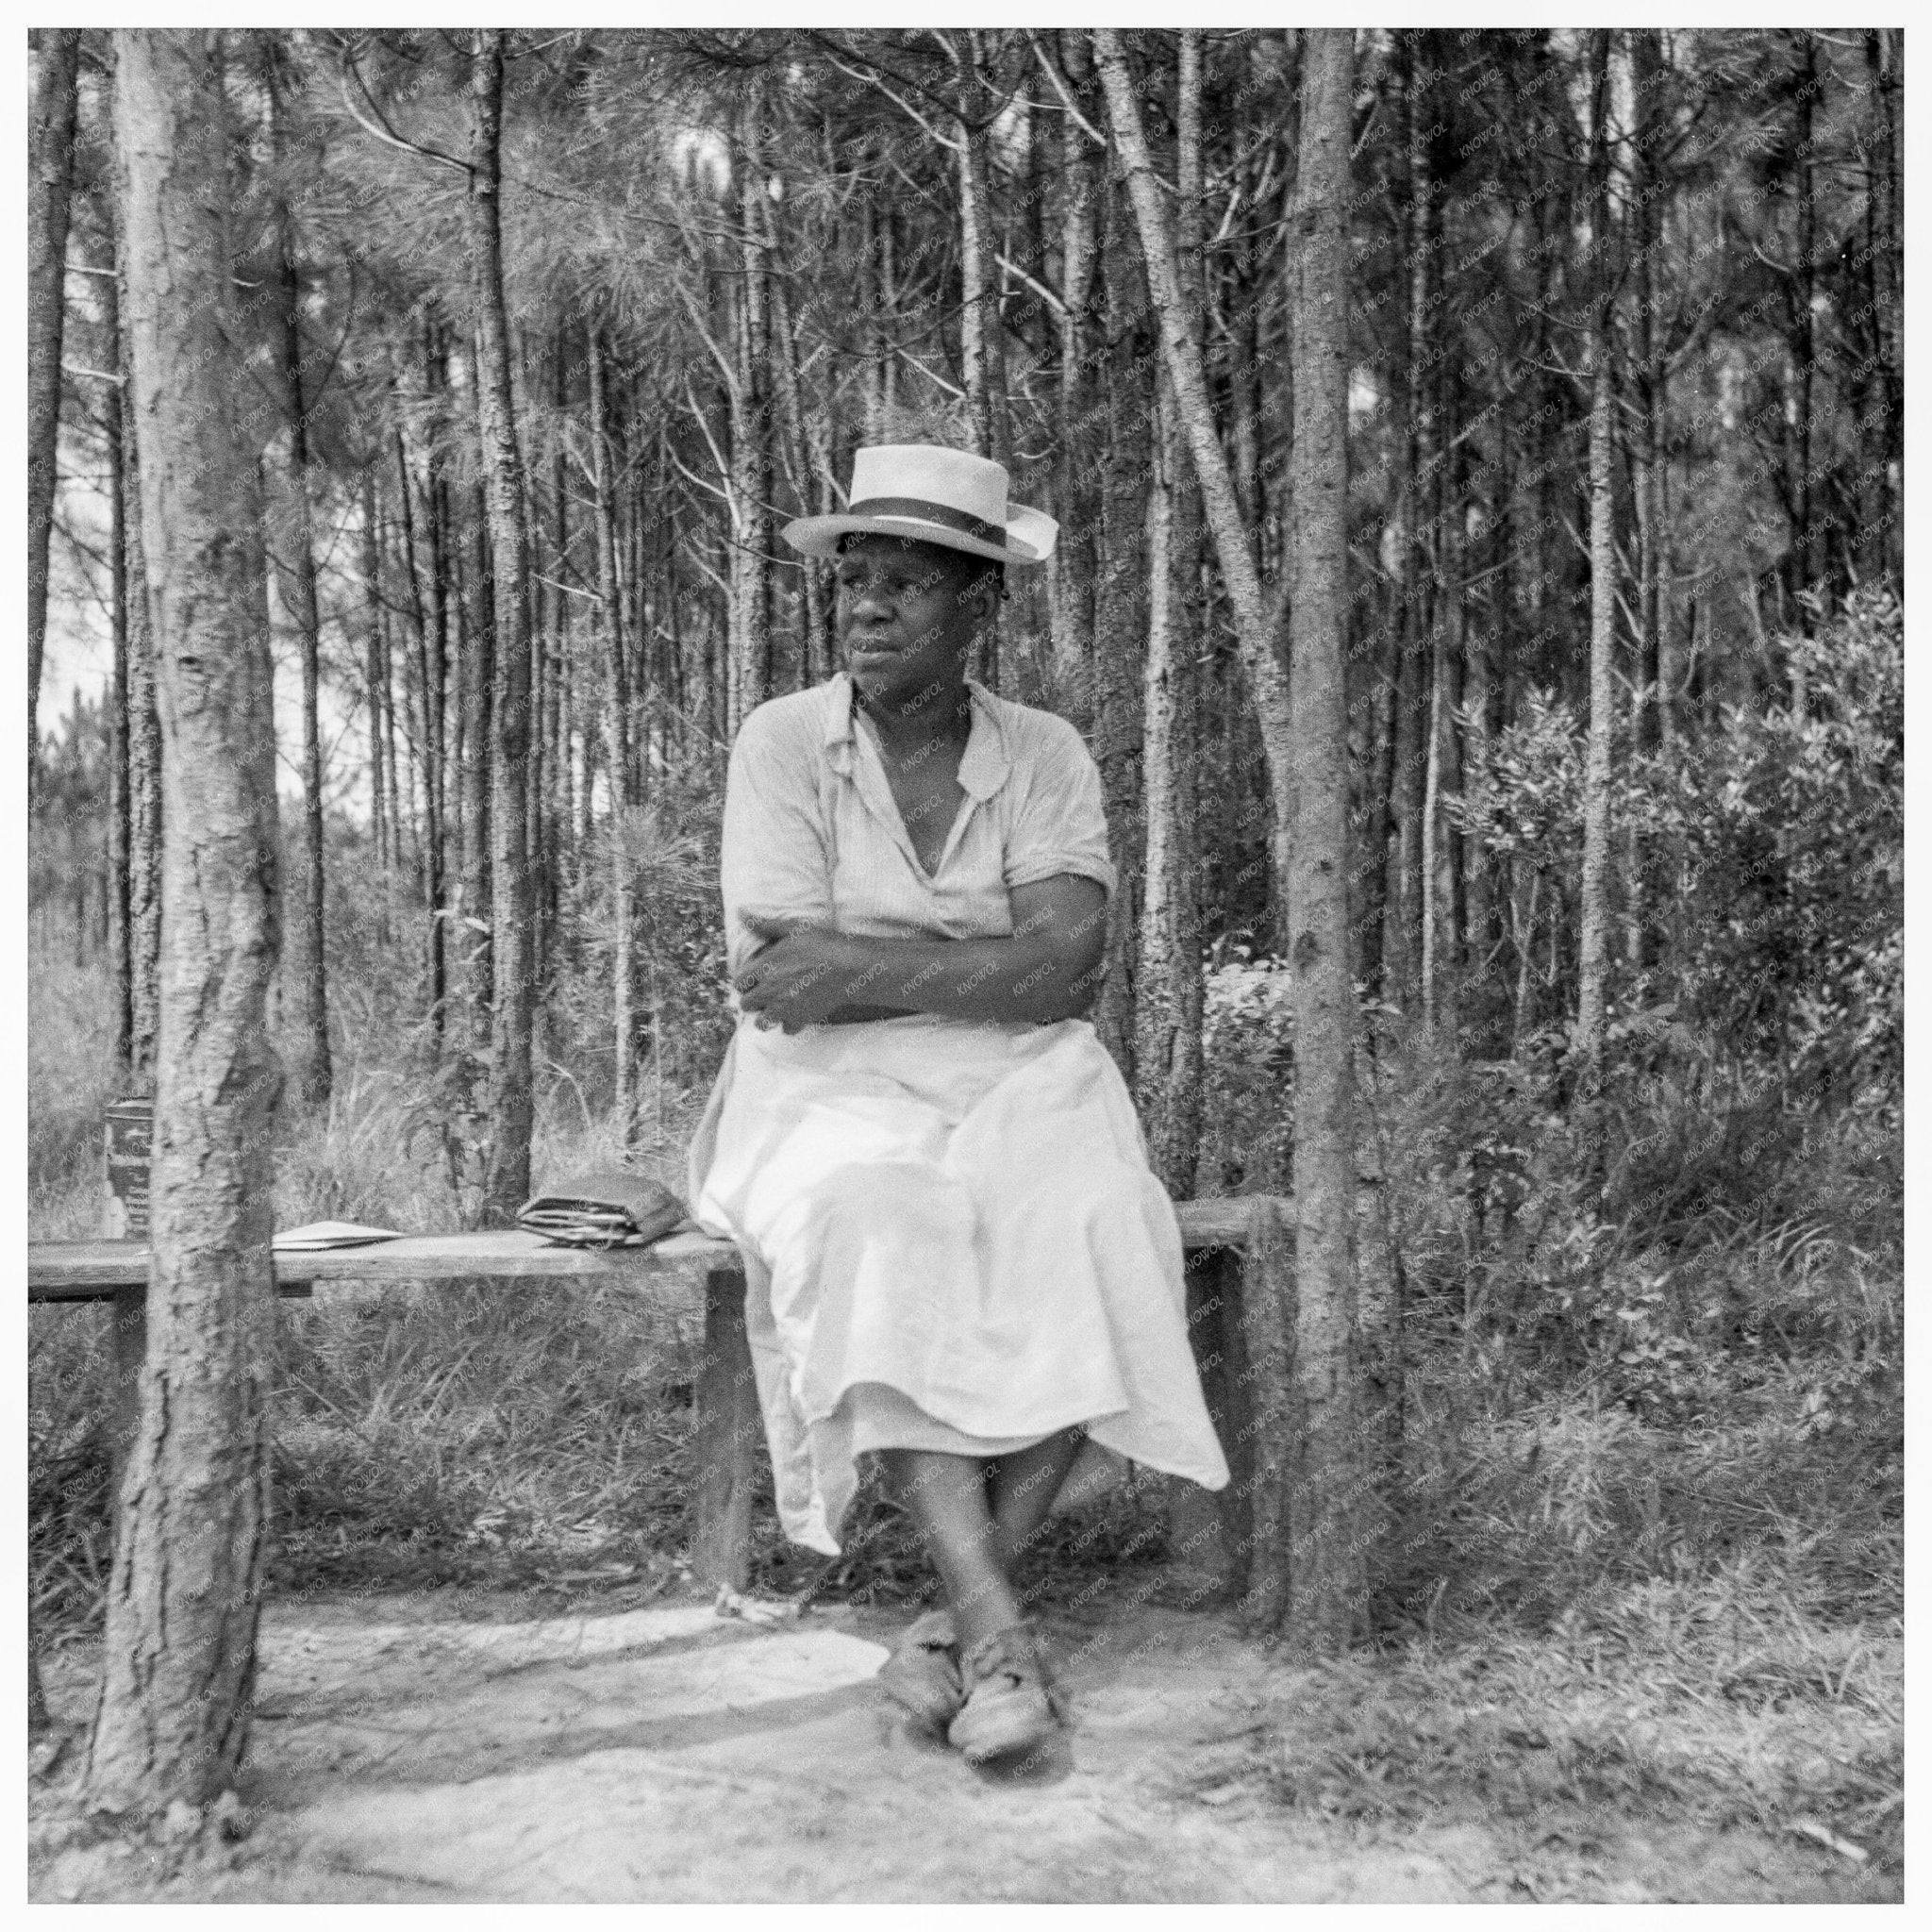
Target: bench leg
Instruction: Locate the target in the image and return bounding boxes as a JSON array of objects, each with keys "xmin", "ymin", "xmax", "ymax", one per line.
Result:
[
  {"xmin": 692, "ymin": 1265, "xmax": 758, "ymax": 1592},
  {"xmin": 108, "ymin": 1284, "xmax": 147, "ymax": 1512},
  {"xmin": 1169, "ymin": 1245, "xmax": 1252, "ymax": 1597}
]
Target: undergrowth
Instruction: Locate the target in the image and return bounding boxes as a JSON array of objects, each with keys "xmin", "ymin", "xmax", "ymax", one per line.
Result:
[{"xmin": 27, "ymin": 923, "xmax": 1903, "ymax": 1883}]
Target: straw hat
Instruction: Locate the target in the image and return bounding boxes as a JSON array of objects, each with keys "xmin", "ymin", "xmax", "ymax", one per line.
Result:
[{"xmin": 781, "ymin": 443, "xmax": 1058, "ymax": 567}]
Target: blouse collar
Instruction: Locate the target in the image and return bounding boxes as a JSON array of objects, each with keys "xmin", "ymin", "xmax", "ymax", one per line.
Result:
[{"xmin": 821, "ymin": 671, "xmax": 1011, "ymax": 802}]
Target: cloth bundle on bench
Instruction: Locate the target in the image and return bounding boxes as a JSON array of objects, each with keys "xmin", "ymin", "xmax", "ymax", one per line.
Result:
[{"xmin": 516, "ymin": 1170, "xmax": 691, "ymax": 1249}]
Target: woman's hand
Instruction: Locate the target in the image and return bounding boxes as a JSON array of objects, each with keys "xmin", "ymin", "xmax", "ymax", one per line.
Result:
[{"xmin": 736, "ymin": 918, "xmax": 873, "ymax": 1033}]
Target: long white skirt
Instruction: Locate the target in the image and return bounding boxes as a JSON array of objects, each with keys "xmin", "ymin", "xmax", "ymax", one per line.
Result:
[{"xmin": 687, "ymin": 1012, "xmax": 1231, "ymax": 1555}]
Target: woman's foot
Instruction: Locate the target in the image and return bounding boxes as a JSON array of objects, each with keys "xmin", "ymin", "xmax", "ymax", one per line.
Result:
[
  {"xmin": 946, "ymin": 1621, "xmax": 1065, "ymax": 1763},
  {"xmin": 876, "ymin": 1607, "xmax": 963, "ymax": 1732}
]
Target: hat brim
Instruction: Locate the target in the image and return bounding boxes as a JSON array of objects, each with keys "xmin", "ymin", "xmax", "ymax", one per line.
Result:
[{"xmin": 781, "ymin": 504, "xmax": 1058, "ymax": 566}]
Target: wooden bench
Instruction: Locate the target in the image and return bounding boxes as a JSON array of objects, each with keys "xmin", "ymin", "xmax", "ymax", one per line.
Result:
[{"xmin": 28, "ymin": 1197, "xmax": 1283, "ymax": 1594}]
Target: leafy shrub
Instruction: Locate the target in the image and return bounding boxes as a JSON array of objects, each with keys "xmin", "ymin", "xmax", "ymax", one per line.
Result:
[
  {"xmin": 1452, "ymin": 588, "xmax": 1903, "ymax": 1109},
  {"xmin": 1200, "ymin": 951, "xmax": 1295, "ymax": 1195}
]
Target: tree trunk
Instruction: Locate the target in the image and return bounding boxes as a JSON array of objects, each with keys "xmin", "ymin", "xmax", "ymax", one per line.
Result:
[
  {"xmin": 1093, "ymin": 28, "xmax": 1296, "ymax": 954},
  {"xmin": 102, "ymin": 250, "xmax": 134, "ymax": 1075},
  {"xmin": 467, "ymin": 30, "xmax": 537, "ymax": 1224},
  {"xmin": 1862, "ymin": 31, "xmax": 1900, "ymax": 589},
  {"xmin": 1091, "ymin": 163, "xmax": 1149, "ymax": 1081},
  {"xmin": 459, "ymin": 469, "xmax": 496, "ymax": 1054},
  {"xmin": 1270, "ymin": 25, "xmax": 1363, "ymax": 1653},
  {"xmin": 1461, "ymin": 462, "xmax": 1501, "ymax": 1053},
  {"xmin": 1429, "ymin": 361, "xmax": 1466, "ymax": 1044},
  {"xmin": 268, "ymin": 60, "xmax": 331, "ymax": 1108},
  {"xmin": 1420, "ymin": 625, "xmax": 1447, "ymax": 1038},
  {"xmin": 358, "ymin": 467, "xmax": 390, "ymax": 891},
  {"xmin": 396, "ymin": 422, "xmax": 446, "ymax": 1037},
  {"xmin": 549, "ymin": 334, "xmax": 575, "ymax": 901},
  {"xmin": 1134, "ymin": 34, "xmax": 1206, "ymax": 1196},
  {"xmin": 1789, "ymin": 30, "xmax": 1817, "ymax": 631},
  {"xmin": 1574, "ymin": 30, "xmax": 1617, "ymax": 1091},
  {"xmin": 111, "ymin": 178, "xmax": 165, "ymax": 1086},
  {"xmin": 589, "ymin": 324, "xmax": 637, "ymax": 1136},
  {"xmin": 727, "ymin": 106, "xmax": 774, "ymax": 737},
  {"xmin": 957, "ymin": 30, "xmax": 1012, "ymax": 483},
  {"xmin": 1051, "ymin": 32, "xmax": 1100, "ymax": 711},
  {"xmin": 520, "ymin": 339, "xmax": 548, "ymax": 978},
  {"xmin": 760, "ymin": 175, "xmax": 829, "ymax": 689},
  {"xmin": 1633, "ymin": 28, "xmax": 1675, "ymax": 767},
  {"xmin": 863, "ymin": 192, "xmax": 898, "ymax": 437},
  {"xmin": 1136, "ymin": 358, "xmax": 1203, "ymax": 1192},
  {"xmin": 28, "ymin": 28, "xmax": 81, "ymax": 806},
  {"xmin": 86, "ymin": 27, "xmax": 283, "ymax": 1815},
  {"xmin": 1389, "ymin": 39, "xmax": 1436, "ymax": 1014}
]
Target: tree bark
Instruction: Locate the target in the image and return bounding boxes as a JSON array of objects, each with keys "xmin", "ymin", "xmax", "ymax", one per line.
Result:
[
  {"xmin": 1574, "ymin": 29, "xmax": 1617, "ymax": 1091},
  {"xmin": 115, "ymin": 222, "xmax": 164, "ymax": 1086},
  {"xmin": 267, "ymin": 57, "xmax": 331, "ymax": 1108},
  {"xmin": 1461, "ymin": 461, "xmax": 1501, "ymax": 1052},
  {"xmin": 521, "ymin": 339, "xmax": 548, "ymax": 975},
  {"xmin": 1420, "ymin": 626, "xmax": 1448, "ymax": 1038},
  {"xmin": 1632, "ymin": 28, "xmax": 1674, "ymax": 771},
  {"xmin": 396, "ymin": 420, "xmax": 446, "ymax": 1038},
  {"xmin": 101, "ymin": 249, "xmax": 134, "ymax": 1074},
  {"xmin": 1274, "ymin": 25, "xmax": 1363, "ymax": 1653},
  {"xmin": 358, "ymin": 466, "xmax": 390, "ymax": 893},
  {"xmin": 1050, "ymin": 32, "xmax": 1100, "ymax": 710},
  {"xmin": 459, "ymin": 467, "xmax": 495, "ymax": 1048},
  {"xmin": 728, "ymin": 91, "xmax": 774, "ymax": 736},
  {"xmin": 759, "ymin": 171, "xmax": 829, "ymax": 689},
  {"xmin": 1789, "ymin": 30, "xmax": 1817, "ymax": 634},
  {"xmin": 956, "ymin": 29, "xmax": 1013, "ymax": 516},
  {"xmin": 1091, "ymin": 164, "xmax": 1148, "ymax": 1081},
  {"xmin": 1428, "ymin": 341, "xmax": 1466, "ymax": 1044},
  {"xmin": 1136, "ymin": 359, "xmax": 1203, "ymax": 1192},
  {"xmin": 1388, "ymin": 37, "xmax": 1437, "ymax": 1013},
  {"xmin": 589, "ymin": 323, "xmax": 638, "ymax": 1136},
  {"xmin": 548, "ymin": 333, "xmax": 575, "ymax": 895},
  {"xmin": 1862, "ymin": 31, "xmax": 1900, "ymax": 589},
  {"xmin": 29, "ymin": 28, "xmax": 82, "ymax": 806},
  {"xmin": 86, "ymin": 26, "xmax": 283, "ymax": 1815},
  {"xmin": 467, "ymin": 30, "xmax": 538, "ymax": 1224},
  {"xmin": 1134, "ymin": 32, "xmax": 1206, "ymax": 1197}
]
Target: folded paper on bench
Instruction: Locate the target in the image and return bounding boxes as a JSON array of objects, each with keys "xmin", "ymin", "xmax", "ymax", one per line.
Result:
[{"xmin": 273, "ymin": 1221, "xmax": 404, "ymax": 1252}]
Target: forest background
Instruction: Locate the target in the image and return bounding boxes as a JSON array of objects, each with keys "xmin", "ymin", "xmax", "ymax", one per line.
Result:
[{"xmin": 28, "ymin": 25, "xmax": 1902, "ymax": 1874}]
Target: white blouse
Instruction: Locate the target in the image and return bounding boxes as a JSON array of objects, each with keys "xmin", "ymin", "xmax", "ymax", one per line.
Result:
[{"xmin": 718, "ymin": 672, "xmax": 1119, "ymax": 984}]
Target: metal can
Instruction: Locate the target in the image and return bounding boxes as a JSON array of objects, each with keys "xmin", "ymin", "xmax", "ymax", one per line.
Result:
[{"xmin": 105, "ymin": 1098, "xmax": 153, "ymax": 1241}]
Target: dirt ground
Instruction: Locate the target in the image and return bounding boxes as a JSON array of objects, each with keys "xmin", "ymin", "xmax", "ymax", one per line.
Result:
[{"xmin": 28, "ymin": 1574, "xmax": 1892, "ymax": 1904}]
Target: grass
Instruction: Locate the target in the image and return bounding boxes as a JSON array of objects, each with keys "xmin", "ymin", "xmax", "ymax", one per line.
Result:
[{"xmin": 1196, "ymin": 1612, "xmax": 1902, "ymax": 1895}]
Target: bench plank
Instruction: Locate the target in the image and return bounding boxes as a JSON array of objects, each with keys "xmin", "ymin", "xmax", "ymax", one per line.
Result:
[
  {"xmin": 29, "ymin": 1198, "xmax": 1273, "ymax": 1302},
  {"xmin": 27, "ymin": 1229, "xmax": 726, "ymax": 1300}
]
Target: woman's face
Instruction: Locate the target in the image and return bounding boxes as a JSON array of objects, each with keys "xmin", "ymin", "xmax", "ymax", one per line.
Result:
[{"xmin": 835, "ymin": 536, "xmax": 993, "ymax": 708}]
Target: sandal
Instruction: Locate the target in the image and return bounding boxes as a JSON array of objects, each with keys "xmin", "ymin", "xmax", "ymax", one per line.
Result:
[
  {"xmin": 946, "ymin": 1622, "xmax": 1067, "ymax": 1763},
  {"xmin": 876, "ymin": 1608, "xmax": 962, "ymax": 1732}
]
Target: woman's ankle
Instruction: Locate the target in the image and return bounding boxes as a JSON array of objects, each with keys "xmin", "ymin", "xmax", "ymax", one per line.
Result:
[{"xmin": 948, "ymin": 1579, "xmax": 1024, "ymax": 1655}]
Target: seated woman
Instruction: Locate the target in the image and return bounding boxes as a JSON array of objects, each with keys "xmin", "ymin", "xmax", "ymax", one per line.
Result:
[{"xmin": 688, "ymin": 443, "xmax": 1229, "ymax": 1764}]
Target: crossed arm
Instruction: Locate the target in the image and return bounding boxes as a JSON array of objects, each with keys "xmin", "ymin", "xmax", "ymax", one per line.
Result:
[{"xmin": 735, "ymin": 874, "xmax": 1108, "ymax": 1032}]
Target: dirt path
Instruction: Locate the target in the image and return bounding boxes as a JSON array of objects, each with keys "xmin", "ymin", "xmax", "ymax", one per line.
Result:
[{"xmin": 29, "ymin": 1581, "xmax": 1882, "ymax": 1903}]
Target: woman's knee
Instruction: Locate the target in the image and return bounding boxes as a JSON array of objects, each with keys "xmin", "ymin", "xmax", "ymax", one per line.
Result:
[{"xmin": 811, "ymin": 1160, "xmax": 975, "ymax": 1245}]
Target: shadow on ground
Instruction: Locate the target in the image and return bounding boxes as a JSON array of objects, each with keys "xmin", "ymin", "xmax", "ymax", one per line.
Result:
[{"xmin": 28, "ymin": 1573, "xmax": 1894, "ymax": 1904}]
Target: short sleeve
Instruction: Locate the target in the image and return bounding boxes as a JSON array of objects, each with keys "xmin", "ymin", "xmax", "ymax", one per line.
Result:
[
  {"xmin": 720, "ymin": 705, "xmax": 836, "ymax": 980},
  {"xmin": 1003, "ymin": 716, "xmax": 1119, "ymax": 900}
]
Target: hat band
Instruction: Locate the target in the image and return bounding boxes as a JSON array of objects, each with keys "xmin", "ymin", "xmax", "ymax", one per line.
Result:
[{"xmin": 846, "ymin": 495, "xmax": 1007, "ymax": 550}]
